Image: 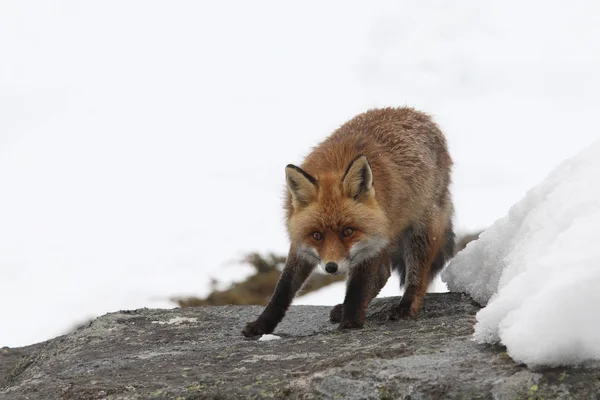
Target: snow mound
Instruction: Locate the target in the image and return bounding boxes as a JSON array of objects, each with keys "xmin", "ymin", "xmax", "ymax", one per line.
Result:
[{"xmin": 442, "ymin": 140, "xmax": 600, "ymax": 368}]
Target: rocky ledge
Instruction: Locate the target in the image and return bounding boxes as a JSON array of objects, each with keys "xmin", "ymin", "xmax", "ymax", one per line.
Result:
[{"xmin": 2, "ymin": 293, "xmax": 599, "ymax": 399}]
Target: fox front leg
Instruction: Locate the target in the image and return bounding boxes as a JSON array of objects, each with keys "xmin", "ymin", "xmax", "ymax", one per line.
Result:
[
  {"xmin": 330, "ymin": 257, "xmax": 390, "ymax": 324},
  {"xmin": 337, "ymin": 254, "xmax": 391, "ymax": 329},
  {"xmin": 242, "ymin": 250, "xmax": 314, "ymax": 338}
]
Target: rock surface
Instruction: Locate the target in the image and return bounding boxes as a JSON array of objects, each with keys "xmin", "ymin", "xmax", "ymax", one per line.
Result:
[{"xmin": 2, "ymin": 293, "xmax": 599, "ymax": 399}]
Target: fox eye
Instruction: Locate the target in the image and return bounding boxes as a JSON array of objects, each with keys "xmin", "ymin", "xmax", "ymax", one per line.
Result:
[
  {"xmin": 312, "ymin": 232, "xmax": 322, "ymax": 241},
  {"xmin": 343, "ymin": 228, "xmax": 354, "ymax": 237}
]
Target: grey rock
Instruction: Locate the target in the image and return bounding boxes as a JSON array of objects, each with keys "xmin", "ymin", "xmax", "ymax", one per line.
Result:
[{"xmin": 1, "ymin": 293, "xmax": 599, "ymax": 399}]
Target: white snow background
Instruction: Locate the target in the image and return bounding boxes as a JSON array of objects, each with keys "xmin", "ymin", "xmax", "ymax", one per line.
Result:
[
  {"xmin": 442, "ymin": 139, "xmax": 600, "ymax": 368},
  {"xmin": 1, "ymin": 1, "xmax": 600, "ymax": 347}
]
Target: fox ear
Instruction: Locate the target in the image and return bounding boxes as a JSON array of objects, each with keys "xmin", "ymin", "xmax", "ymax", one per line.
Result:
[
  {"xmin": 342, "ymin": 155, "xmax": 374, "ymax": 202},
  {"xmin": 286, "ymin": 164, "xmax": 317, "ymax": 207}
]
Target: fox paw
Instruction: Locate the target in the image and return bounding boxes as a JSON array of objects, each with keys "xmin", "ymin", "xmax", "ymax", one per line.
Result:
[
  {"xmin": 337, "ymin": 319, "xmax": 364, "ymax": 330},
  {"xmin": 387, "ymin": 305, "xmax": 417, "ymax": 321},
  {"xmin": 329, "ymin": 304, "xmax": 343, "ymax": 323},
  {"xmin": 242, "ymin": 320, "xmax": 269, "ymax": 338}
]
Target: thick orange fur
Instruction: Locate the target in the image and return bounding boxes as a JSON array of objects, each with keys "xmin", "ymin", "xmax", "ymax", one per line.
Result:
[
  {"xmin": 285, "ymin": 107, "xmax": 452, "ymax": 243},
  {"xmin": 242, "ymin": 107, "xmax": 455, "ymax": 337}
]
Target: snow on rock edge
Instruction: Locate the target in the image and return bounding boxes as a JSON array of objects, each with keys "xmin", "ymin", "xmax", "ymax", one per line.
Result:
[{"xmin": 442, "ymin": 139, "xmax": 600, "ymax": 368}]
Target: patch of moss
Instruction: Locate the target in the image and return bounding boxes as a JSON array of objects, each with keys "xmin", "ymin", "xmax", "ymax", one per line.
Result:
[
  {"xmin": 187, "ymin": 384, "xmax": 206, "ymax": 391},
  {"xmin": 378, "ymin": 386, "xmax": 398, "ymax": 400}
]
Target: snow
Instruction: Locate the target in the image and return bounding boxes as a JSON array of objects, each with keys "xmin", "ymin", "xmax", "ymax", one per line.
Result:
[
  {"xmin": 442, "ymin": 140, "xmax": 600, "ymax": 368},
  {"xmin": 151, "ymin": 317, "xmax": 198, "ymax": 325},
  {"xmin": 258, "ymin": 334, "xmax": 281, "ymax": 342},
  {"xmin": 294, "ymin": 273, "xmax": 448, "ymax": 306},
  {"xmin": 2, "ymin": 1, "xmax": 600, "ymax": 347}
]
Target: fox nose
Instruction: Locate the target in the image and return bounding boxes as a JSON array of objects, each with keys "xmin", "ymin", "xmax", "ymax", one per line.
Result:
[{"xmin": 325, "ymin": 262, "xmax": 338, "ymax": 274}]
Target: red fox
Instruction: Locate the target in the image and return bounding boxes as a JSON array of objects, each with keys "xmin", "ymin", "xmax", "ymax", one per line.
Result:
[{"xmin": 242, "ymin": 107, "xmax": 455, "ymax": 337}]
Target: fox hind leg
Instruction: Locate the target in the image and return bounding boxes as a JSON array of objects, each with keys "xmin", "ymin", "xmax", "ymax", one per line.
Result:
[
  {"xmin": 389, "ymin": 221, "xmax": 450, "ymax": 320},
  {"xmin": 430, "ymin": 219, "xmax": 456, "ymax": 281},
  {"xmin": 329, "ymin": 303, "xmax": 343, "ymax": 323}
]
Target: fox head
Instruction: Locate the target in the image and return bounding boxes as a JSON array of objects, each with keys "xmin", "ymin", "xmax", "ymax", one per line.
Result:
[{"xmin": 285, "ymin": 155, "xmax": 389, "ymax": 275}]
